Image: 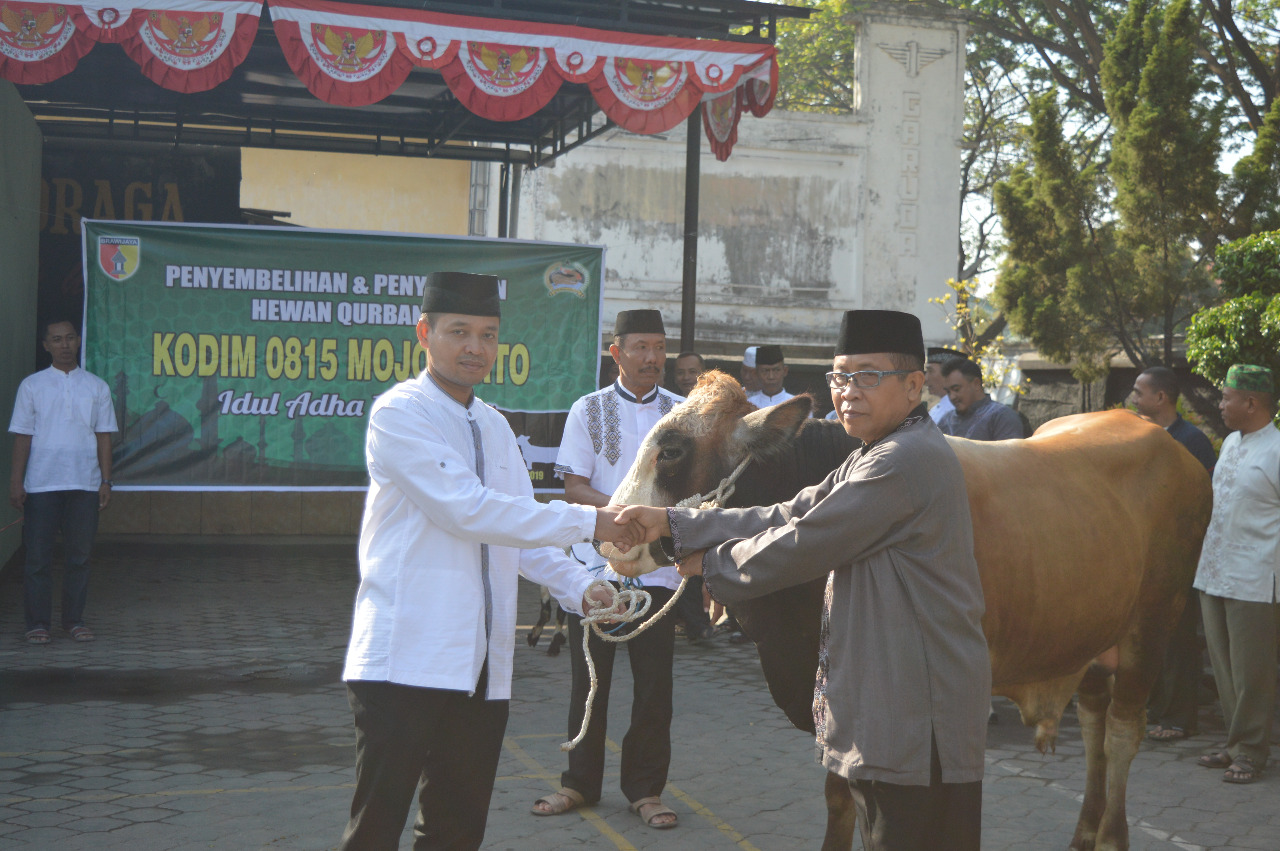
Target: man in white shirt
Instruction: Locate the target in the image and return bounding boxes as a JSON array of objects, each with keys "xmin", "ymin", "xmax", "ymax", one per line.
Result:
[
  {"xmin": 740, "ymin": 345, "xmax": 761, "ymax": 395},
  {"xmin": 9, "ymin": 318, "xmax": 117, "ymax": 645},
  {"xmin": 1192, "ymin": 363, "xmax": 1279, "ymax": 785},
  {"xmin": 536, "ymin": 309, "xmax": 684, "ymax": 829},
  {"xmin": 339, "ymin": 273, "xmax": 633, "ymax": 851},
  {"xmin": 747, "ymin": 345, "xmax": 795, "ymax": 409}
]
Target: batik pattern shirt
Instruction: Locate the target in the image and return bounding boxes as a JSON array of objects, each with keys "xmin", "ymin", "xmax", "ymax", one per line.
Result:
[
  {"xmin": 556, "ymin": 381, "xmax": 683, "ymax": 590},
  {"xmin": 1194, "ymin": 423, "xmax": 1280, "ymax": 603}
]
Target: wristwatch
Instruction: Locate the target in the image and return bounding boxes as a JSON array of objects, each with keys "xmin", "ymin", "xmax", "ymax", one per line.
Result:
[{"xmin": 101, "ymin": 479, "xmax": 113, "ymax": 488}]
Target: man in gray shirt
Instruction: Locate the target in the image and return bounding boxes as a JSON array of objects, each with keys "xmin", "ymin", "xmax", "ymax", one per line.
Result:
[
  {"xmin": 938, "ymin": 358, "xmax": 1025, "ymax": 440},
  {"xmin": 618, "ymin": 310, "xmax": 990, "ymax": 850}
]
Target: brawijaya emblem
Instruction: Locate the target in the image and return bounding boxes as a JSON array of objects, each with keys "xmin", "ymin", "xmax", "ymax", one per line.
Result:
[
  {"xmin": 544, "ymin": 262, "xmax": 590, "ymax": 298},
  {"xmin": 98, "ymin": 236, "xmax": 141, "ymax": 281}
]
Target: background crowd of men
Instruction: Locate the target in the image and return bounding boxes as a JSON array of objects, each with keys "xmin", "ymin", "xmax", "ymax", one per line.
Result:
[{"xmin": 8, "ymin": 272, "xmax": 1277, "ymax": 850}]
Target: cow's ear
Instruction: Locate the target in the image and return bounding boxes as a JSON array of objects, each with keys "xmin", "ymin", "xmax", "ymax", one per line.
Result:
[{"xmin": 738, "ymin": 395, "xmax": 813, "ymax": 462}]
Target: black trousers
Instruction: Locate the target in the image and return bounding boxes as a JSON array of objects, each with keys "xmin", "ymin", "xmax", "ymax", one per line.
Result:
[
  {"xmin": 562, "ymin": 586, "xmax": 676, "ymax": 804},
  {"xmin": 341, "ymin": 673, "xmax": 509, "ymax": 851},
  {"xmin": 849, "ymin": 736, "xmax": 982, "ymax": 851},
  {"xmin": 673, "ymin": 575, "xmax": 712, "ymax": 635},
  {"xmin": 1147, "ymin": 594, "xmax": 1202, "ymax": 732}
]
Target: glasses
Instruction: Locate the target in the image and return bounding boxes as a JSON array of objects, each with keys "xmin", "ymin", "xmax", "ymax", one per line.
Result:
[{"xmin": 825, "ymin": 370, "xmax": 913, "ymax": 390}]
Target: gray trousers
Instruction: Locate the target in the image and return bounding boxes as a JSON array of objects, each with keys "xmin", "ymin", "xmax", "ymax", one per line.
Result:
[{"xmin": 1199, "ymin": 591, "xmax": 1277, "ymax": 768}]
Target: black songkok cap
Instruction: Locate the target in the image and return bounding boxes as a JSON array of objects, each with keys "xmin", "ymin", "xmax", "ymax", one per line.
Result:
[
  {"xmin": 755, "ymin": 344, "xmax": 784, "ymax": 366},
  {"xmin": 614, "ymin": 309, "xmax": 665, "ymax": 336},
  {"xmin": 926, "ymin": 346, "xmax": 967, "ymax": 364},
  {"xmin": 835, "ymin": 310, "xmax": 925, "ymax": 362},
  {"xmin": 420, "ymin": 272, "xmax": 501, "ymax": 317}
]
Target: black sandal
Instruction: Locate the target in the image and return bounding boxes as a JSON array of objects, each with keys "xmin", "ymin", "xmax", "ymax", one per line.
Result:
[{"xmin": 1223, "ymin": 756, "xmax": 1262, "ymax": 784}]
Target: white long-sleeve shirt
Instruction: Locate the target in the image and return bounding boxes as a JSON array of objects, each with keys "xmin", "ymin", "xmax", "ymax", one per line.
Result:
[
  {"xmin": 343, "ymin": 371, "xmax": 598, "ymax": 698},
  {"xmin": 1194, "ymin": 423, "xmax": 1280, "ymax": 604},
  {"xmin": 747, "ymin": 388, "xmax": 795, "ymax": 409}
]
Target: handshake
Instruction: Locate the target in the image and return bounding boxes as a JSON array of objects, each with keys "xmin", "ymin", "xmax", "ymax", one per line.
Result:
[{"xmin": 591, "ymin": 504, "xmax": 673, "ymax": 552}]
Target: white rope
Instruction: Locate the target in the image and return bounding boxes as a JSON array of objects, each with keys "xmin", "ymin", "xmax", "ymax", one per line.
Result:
[{"xmin": 560, "ymin": 455, "xmax": 753, "ymax": 752}]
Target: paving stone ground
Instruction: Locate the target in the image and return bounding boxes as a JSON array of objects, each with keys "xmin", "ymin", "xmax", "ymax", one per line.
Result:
[{"xmin": 1, "ymin": 538, "xmax": 1276, "ymax": 850}]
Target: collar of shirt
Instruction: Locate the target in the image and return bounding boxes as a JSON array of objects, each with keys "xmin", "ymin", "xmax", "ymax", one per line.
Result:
[
  {"xmin": 860, "ymin": 403, "xmax": 930, "ymax": 454},
  {"xmin": 955, "ymin": 395, "xmax": 993, "ymax": 420},
  {"xmin": 424, "ymin": 370, "xmax": 476, "ymax": 413},
  {"xmin": 613, "ymin": 380, "xmax": 659, "ymax": 405},
  {"xmin": 1238, "ymin": 423, "xmax": 1279, "ymax": 446}
]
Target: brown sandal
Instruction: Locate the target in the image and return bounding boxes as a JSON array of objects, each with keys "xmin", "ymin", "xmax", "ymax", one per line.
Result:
[
  {"xmin": 629, "ymin": 796, "xmax": 677, "ymax": 829},
  {"xmin": 531, "ymin": 787, "xmax": 585, "ymax": 816}
]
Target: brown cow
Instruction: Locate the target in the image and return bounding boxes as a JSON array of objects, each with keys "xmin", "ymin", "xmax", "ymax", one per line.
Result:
[{"xmin": 601, "ymin": 371, "xmax": 1212, "ymax": 851}]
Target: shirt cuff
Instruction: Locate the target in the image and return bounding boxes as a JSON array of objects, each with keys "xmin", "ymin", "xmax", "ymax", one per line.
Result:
[
  {"xmin": 576, "ymin": 506, "xmax": 596, "ymax": 543},
  {"xmin": 666, "ymin": 508, "xmax": 685, "ymax": 559}
]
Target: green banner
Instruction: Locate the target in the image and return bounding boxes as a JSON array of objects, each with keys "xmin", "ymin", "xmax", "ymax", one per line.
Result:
[{"xmin": 82, "ymin": 220, "xmax": 603, "ymax": 490}]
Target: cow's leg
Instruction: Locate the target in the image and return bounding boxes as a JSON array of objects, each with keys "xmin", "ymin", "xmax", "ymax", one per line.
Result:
[
  {"xmin": 820, "ymin": 770, "xmax": 856, "ymax": 851},
  {"xmin": 1091, "ymin": 640, "xmax": 1161, "ymax": 851},
  {"xmin": 528, "ymin": 587, "xmax": 553, "ymax": 647},
  {"xmin": 548, "ymin": 604, "xmax": 568, "ymax": 656},
  {"xmin": 1070, "ymin": 664, "xmax": 1112, "ymax": 851}
]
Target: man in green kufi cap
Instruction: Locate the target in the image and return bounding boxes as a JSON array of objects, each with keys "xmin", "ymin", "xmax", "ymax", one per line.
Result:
[{"xmin": 1192, "ymin": 364, "xmax": 1279, "ymax": 785}]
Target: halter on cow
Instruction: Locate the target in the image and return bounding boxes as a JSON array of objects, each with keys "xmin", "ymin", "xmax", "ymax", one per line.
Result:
[{"xmin": 601, "ymin": 370, "xmax": 1212, "ymax": 851}]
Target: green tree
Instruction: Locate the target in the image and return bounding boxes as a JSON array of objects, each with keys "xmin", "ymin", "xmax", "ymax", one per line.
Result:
[
  {"xmin": 1108, "ymin": 0, "xmax": 1221, "ymax": 364},
  {"xmin": 992, "ymin": 93, "xmax": 1119, "ymax": 381},
  {"xmin": 958, "ymin": 0, "xmax": 1278, "ymax": 135},
  {"xmin": 992, "ymin": 0, "xmax": 1274, "ymax": 379},
  {"xmin": 773, "ymin": 0, "xmax": 858, "ymax": 114},
  {"xmin": 1186, "ymin": 229, "xmax": 1280, "ymax": 383}
]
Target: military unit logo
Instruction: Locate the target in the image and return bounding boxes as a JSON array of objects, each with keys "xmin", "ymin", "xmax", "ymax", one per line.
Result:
[
  {"xmin": 544, "ymin": 261, "xmax": 589, "ymax": 298},
  {"xmin": 98, "ymin": 236, "xmax": 141, "ymax": 281}
]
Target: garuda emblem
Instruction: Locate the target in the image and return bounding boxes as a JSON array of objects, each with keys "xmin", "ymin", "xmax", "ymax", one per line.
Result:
[
  {"xmin": 149, "ymin": 11, "xmax": 220, "ymax": 57},
  {"xmin": 0, "ymin": 3, "xmax": 73, "ymax": 59},
  {"xmin": 463, "ymin": 41, "xmax": 544, "ymax": 96},
  {"xmin": 310, "ymin": 23, "xmax": 388, "ymax": 78},
  {"xmin": 322, "ymin": 26, "xmax": 377, "ymax": 72},
  {"xmin": 611, "ymin": 58, "xmax": 683, "ymax": 109}
]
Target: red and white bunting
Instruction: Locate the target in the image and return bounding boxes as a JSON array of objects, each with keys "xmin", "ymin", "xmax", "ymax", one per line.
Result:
[
  {"xmin": 0, "ymin": 0, "xmax": 259, "ymax": 90},
  {"xmin": 269, "ymin": 0, "xmax": 776, "ymax": 155},
  {"xmin": 1, "ymin": 0, "xmax": 778, "ymax": 159}
]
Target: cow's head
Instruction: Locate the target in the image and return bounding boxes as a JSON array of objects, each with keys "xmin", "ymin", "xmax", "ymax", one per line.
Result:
[{"xmin": 600, "ymin": 369, "xmax": 813, "ymax": 576}]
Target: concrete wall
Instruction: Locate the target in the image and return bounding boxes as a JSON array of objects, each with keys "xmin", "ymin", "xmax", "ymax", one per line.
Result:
[
  {"xmin": 0, "ymin": 82, "xmax": 41, "ymax": 566},
  {"xmin": 97, "ymin": 491, "xmax": 366, "ymax": 536},
  {"xmin": 240, "ymin": 149, "xmax": 471, "ymax": 235},
  {"xmin": 515, "ymin": 4, "xmax": 966, "ymax": 356}
]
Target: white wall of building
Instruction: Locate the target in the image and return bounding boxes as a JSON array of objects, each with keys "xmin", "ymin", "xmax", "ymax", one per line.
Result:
[{"xmin": 509, "ymin": 5, "xmax": 966, "ymax": 355}]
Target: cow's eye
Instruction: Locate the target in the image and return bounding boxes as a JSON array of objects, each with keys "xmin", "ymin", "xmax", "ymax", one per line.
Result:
[{"xmin": 657, "ymin": 446, "xmax": 682, "ymax": 463}]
